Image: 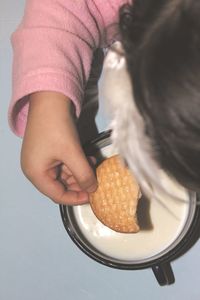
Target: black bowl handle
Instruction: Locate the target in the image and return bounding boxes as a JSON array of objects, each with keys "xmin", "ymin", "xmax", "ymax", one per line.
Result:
[{"xmin": 152, "ymin": 263, "xmax": 175, "ymax": 286}]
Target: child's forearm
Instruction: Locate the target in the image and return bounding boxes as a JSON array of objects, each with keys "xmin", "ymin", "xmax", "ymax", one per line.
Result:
[
  {"xmin": 29, "ymin": 91, "xmax": 75, "ymax": 124},
  {"xmin": 28, "ymin": 91, "xmax": 77, "ymax": 138},
  {"xmin": 21, "ymin": 91, "xmax": 97, "ymax": 205}
]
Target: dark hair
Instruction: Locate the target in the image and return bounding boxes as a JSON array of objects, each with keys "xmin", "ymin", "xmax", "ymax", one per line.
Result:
[{"xmin": 119, "ymin": 0, "xmax": 200, "ymax": 191}]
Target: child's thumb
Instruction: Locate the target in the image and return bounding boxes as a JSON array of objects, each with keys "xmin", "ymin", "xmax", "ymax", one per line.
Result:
[{"xmin": 63, "ymin": 152, "xmax": 98, "ymax": 193}]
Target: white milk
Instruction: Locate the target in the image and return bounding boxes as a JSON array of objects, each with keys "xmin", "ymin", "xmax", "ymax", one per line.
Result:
[{"xmin": 73, "ymin": 145, "xmax": 192, "ymax": 262}]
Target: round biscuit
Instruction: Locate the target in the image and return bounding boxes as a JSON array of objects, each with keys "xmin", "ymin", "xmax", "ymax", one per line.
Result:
[{"xmin": 89, "ymin": 155, "xmax": 140, "ymax": 233}]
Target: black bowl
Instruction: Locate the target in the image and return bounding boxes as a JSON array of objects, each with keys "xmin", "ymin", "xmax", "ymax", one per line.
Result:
[{"xmin": 60, "ymin": 131, "xmax": 200, "ymax": 286}]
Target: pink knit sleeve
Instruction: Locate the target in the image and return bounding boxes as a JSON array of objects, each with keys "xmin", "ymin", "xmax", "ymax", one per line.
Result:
[
  {"xmin": 8, "ymin": 0, "xmax": 104, "ymax": 136},
  {"xmin": 8, "ymin": 0, "xmax": 128, "ymax": 137}
]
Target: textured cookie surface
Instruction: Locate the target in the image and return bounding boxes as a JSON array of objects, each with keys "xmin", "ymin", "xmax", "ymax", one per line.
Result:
[{"xmin": 89, "ymin": 155, "xmax": 141, "ymax": 233}]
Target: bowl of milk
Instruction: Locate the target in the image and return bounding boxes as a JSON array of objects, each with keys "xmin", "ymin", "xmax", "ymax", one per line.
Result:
[{"xmin": 60, "ymin": 130, "xmax": 200, "ymax": 286}]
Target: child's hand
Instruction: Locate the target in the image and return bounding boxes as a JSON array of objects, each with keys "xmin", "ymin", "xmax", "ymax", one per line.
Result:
[{"xmin": 21, "ymin": 91, "xmax": 98, "ymax": 205}]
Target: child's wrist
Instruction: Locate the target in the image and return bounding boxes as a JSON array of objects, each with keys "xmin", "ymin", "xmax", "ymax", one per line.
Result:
[{"xmin": 29, "ymin": 91, "xmax": 75, "ymax": 118}]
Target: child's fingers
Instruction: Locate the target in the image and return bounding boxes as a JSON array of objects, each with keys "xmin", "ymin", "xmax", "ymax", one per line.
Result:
[
  {"xmin": 66, "ymin": 176, "xmax": 76, "ymax": 185},
  {"xmin": 35, "ymin": 171, "xmax": 89, "ymax": 205},
  {"xmin": 60, "ymin": 169, "xmax": 79, "ymax": 186},
  {"xmin": 88, "ymin": 156, "xmax": 97, "ymax": 165},
  {"xmin": 62, "ymin": 153, "xmax": 98, "ymax": 194},
  {"xmin": 61, "ymin": 155, "xmax": 96, "ymax": 173},
  {"xmin": 61, "ymin": 164, "xmax": 71, "ymax": 174},
  {"xmin": 60, "ymin": 172, "xmax": 82, "ymax": 192},
  {"xmin": 60, "ymin": 155, "xmax": 97, "ymax": 195},
  {"xmin": 67, "ymin": 183, "xmax": 82, "ymax": 192}
]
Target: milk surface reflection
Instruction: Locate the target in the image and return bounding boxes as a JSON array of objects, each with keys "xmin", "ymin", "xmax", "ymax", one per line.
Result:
[
  {"xmin": 73, "ymin": 188, "xmax": 189, "ymax": 261},
  {"xmin": 73, "ymin": 142, "xmax": 190, "ymax": 261}
]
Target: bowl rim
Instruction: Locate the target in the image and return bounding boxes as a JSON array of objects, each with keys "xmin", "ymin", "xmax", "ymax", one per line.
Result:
[
  {"xmin": 60, "ymin": 130, "xmax": 200, "ymax": 270},
  {"xmin": 60, "ymin": 199, "xmax": 200, "ymax": 270}
]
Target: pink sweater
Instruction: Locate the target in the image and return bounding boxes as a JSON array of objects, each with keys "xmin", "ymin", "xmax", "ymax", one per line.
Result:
[{"xmin": 9, "ymin": 0, "xmax": 130, "ymax": 137}]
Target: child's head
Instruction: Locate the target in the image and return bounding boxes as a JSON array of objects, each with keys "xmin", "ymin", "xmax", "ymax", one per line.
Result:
[{"xmin": 117, "ymin": 0, "xmax": 200, "ymax": 193}]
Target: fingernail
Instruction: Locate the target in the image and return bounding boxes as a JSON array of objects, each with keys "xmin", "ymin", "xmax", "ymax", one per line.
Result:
[{"xmin": 87, "ymin": 182, "xmax": 98, "ymax": 193}]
